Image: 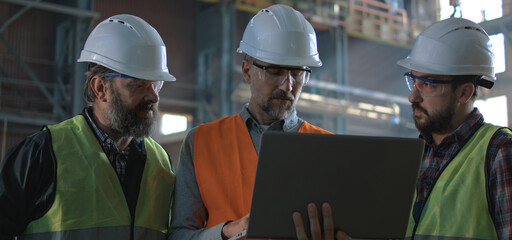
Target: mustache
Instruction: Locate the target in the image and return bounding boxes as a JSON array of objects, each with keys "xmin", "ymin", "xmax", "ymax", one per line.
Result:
[
  {"xmin": 412, "ymin": 103, "xmax": 428, "ymax": 115},
  {"xmin": 270, "ymin": 90, "xmax": 294, "ymax": 101},
  {"xmin": 135, "ymin": 101, "xmax": 157, "ymax": 112}
]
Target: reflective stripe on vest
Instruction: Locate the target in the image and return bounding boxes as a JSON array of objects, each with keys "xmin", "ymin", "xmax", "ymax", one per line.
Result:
[
  {"xmin": 19, "ymin": 226, "xmax": 164, "ymax": 240},
  {"xmin": 405, "ymin": 235, "xmax": 489, "ymax": 240},
  {"xmin": 22, "ymin": 115, "xmax": 175, "ymax": 240},
  {"xmin": 194, "ymin": 114, "xmax": 332, "ymax": 228},
  {"xmin": 405, "ymin": 124, "xmax": 509, "ymax": 240}
]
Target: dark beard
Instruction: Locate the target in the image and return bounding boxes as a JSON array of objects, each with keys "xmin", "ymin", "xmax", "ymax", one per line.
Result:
[
  {"xmin": 259, "ymin": 90, "xmax": 295, "ymax": 120},
  {"xmin": 106, "ymin": 87, "xmax": 157, "ymax": 138},
  {"xmin": 412, "ymin": 101, "xmax": 456, "ymax": 135}
]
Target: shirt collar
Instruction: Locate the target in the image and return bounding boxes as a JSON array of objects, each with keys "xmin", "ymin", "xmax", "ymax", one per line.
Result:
[
  {"xmin": 420, "ymin": 107, "xmax": 484, "ymax": 146},
  {"xmin": 83, "ymin": 106, "xmax": 110, "ymax": 145},
  {"xmin": 240, "ymin": 103, "xmax": 301, "ymax": 132}
]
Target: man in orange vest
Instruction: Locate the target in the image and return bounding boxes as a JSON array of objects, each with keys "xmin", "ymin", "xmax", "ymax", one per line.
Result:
[{"xmin": 169, "ymin": 4, "xmax": 350, "ymax": 240}]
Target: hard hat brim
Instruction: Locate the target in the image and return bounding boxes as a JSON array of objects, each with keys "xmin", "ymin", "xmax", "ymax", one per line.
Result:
[{"xmin": 78, "ymin": 51, "xmax": 176, "ymax": 82}]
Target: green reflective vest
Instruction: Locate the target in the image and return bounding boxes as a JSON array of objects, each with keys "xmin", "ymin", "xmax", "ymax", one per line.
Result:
[
  {"xmin": 406, "ymin": 124, "xmax": 510, "ymax": 240},
  {"xmin": 21, "ymin": 115, "xmax": 175, "ymax": 240}
]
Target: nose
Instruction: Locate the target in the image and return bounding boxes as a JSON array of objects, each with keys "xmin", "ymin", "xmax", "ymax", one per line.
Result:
[
  {"xmin": 278, "ymin": 73, "xmax": 293, "ymax": 92},
  {"xmin": 408, "ymin": 87, "xmax": 422, "ymax": 103},
  {"xmin": 144, "ymin": 86, "xmax": 159, "ymax": 103}
]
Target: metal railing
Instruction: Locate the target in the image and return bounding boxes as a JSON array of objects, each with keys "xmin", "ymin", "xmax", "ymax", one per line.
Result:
[{"xmin": 201, "ymin": 0, "xmax": 415, "ymax": 46}]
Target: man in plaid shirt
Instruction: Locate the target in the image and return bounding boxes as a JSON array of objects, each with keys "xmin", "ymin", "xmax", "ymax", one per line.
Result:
[{"xmin": 398, "ymin": 18, "xmax": 512, "ymax": 239}]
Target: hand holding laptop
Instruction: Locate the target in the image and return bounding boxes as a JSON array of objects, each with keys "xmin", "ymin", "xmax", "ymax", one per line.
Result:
[
  {"xmin": 222, "ymin": 214, "xmax": 249, "ymax": 239},
  {"xmin": 226, "ymin": 203, "xmax": 351, "ymax": 240},
  {"xmin": 292, "ymin": 203, "xmax": 352, "ymax": 240}
]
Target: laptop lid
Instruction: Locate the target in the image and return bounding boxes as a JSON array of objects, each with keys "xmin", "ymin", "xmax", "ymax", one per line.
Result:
[{"xmin": 246, "ymin": 132, "xmax": 424, "ymax": 239}]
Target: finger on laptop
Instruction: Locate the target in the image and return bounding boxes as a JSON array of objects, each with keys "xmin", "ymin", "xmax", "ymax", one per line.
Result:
[
  {"xmin": 307, "ymin": 203, "xmax": 322, "ymax": 240},
  {"xmin": 322, "ymin": 203, "xmax": 334, "ymax": 240},
  {"xmin": 322, "ymin": 202, "xmax": 352, "ymax": 240},
  {"xmin": 293, "ymin": 211, "xmax": 308, "ymax": 240}
]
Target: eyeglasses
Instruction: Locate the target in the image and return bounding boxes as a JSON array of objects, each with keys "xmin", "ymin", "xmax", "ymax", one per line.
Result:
[
  {"xmin": 106, "ymin": 73, "xmax": 164, "ymax": 93},
  {"xmin": 252, "ymin": 61, "xmax": 311, "ymax": 86},
  {"xmin": 404, "ymin": 72, "xmax": 471, "ymax": 97}
]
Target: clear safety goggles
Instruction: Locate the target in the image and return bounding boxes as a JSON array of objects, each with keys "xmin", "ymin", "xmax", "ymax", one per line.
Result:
[
  {"xmin": 252, "ymin": 61, "xmax": 311, "ymax": 86},
  {"xmin": 404, "ymin": 72, "xmax": 470, "ymax": 97},
  {"xmin": 106, "ymin": 73, "xmax": 164, "ymax": 94}
]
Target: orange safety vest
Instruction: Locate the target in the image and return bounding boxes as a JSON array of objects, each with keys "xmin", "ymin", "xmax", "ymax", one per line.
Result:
[{"xmin": 194, "ymin": 114, "xmax": 331, "ymax": 230}]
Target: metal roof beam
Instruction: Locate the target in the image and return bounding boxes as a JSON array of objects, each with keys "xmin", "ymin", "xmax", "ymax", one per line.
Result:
[
  {"xmin": 0, "ymin": 0, "xmax": 99, "ymax": 18},
  {"xmin": 0, "ymin": 112, "xmax": 57, "ymax": 126},
  {"xmin": 0, "ymin": 34, "xmax": 66, "ymax": 118},
  {"xmin": 479, "ymin": 14, "xmax": 512, "ymax": 36},
  {"xmin": 0, "ymin": 0, "xmax": 40, "ymax": 32}
]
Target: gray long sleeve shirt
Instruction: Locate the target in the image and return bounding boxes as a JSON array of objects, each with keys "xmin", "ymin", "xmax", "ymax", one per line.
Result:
[{"xmin": 168, "ymin": 105, "xmax": 303, "ymax": 240}]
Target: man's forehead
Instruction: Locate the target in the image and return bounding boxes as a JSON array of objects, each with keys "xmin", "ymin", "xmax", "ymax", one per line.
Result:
[
  {"xmin": 253, "ymin": 59, "xmax": 307, "ymax": 69},
  {"xmin": 112, "ymin": 76, "xmax": 159, "ymax": 83},
  {"xmin": 411, "ymin": 70, "xmax": 453, "ymax": 80}
]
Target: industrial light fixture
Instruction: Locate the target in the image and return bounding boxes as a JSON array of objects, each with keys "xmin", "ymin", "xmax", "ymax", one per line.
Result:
[{"xmin": 160, "ymin": 113, "xmax": 189, "ymax": 135}]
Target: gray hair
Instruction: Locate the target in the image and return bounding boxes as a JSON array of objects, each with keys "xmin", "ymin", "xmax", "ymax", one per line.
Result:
[
  {"xmin": 83, "ymin": 64, "xmax": 114, "ymax": 103},
  {"xmin": 244, "ymin": 54, "xmax": 255, "ymax": 62}
]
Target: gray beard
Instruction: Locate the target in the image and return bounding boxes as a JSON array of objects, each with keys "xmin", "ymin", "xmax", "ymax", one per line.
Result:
[
  {"xmin": 260, "ymin": 90, "xmax": 295, "ymax": 121},
  {"xmin": 106, "ymin": 87, "xmax": 157, "ymax": 139}
]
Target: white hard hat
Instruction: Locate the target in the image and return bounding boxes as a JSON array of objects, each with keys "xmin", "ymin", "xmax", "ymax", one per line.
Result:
[
  {"xmin": 78, "ymin": 14, "xmax": 176, "ymax": 82},
  {"xmin": 397, "ymin": 18, "xmax": 495, "ymax": 88},
  {"xmin": 237, "ymin": 4, "xmax": 322, "ymax": 67}
]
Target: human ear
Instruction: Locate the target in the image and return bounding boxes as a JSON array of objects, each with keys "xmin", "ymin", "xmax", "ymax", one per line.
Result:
[
  {"xmin": 458, "ymin": 82, "xmax": 475, "ymax": 104},
  {"xmin": 241, "ymin": 60, "xmax": 253, "ymax": 84},
  {"xmin": 90, "ymin": 76, "xmax": 108, "ymax": 102}
]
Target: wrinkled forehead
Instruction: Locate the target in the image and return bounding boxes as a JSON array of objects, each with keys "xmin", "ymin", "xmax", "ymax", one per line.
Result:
[
  {"xmin": 411, "ymin": 70, "xmax": 453, "ymax": 81},
  {"xmin": 253, "ymin": 58, "xmax": 308, "ymax": 69}
]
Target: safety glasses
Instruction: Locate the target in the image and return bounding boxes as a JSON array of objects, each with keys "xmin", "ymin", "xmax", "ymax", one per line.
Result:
[
  {"xmin": 404, "ymin": 72, "xmax": 470, "ymax": 97},
  {"xmin": 106, "ymin": 73, "xmax": 163, "ymax": 93},
  {"xmin": 252, "ymin": 61, "xmax": 311, "ymax": 86}
]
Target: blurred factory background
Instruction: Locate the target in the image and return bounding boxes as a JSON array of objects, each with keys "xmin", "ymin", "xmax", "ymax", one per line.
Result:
[{"xmin": 1, "ymin": 0, "xmax": 511, "ymax": 166}]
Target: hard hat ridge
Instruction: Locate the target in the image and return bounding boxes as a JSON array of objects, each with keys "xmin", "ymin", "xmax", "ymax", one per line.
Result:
[
  {"xmin": 237, "ymin": 4, "xmax": 322, "ymax": 67},
  {"xmin": 397, "ymin": 18, "xmax": 495, "ymax": 89},
  {"xmin": 78, "ymin": 14, "xmax": 176, "ymax": 82}
]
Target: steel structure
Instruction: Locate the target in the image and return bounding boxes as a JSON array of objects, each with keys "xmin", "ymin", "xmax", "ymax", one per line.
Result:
[
  {"xmin": 1, "ymin": 0, "xmax": 510, "ymax": 138},
  {"xmin": 197, "ymin": 0, "xmax": 417, "ymax": 133},
  {"xmin": 0, "ymin": 0, "xmax": 98, "ymax": 126}
]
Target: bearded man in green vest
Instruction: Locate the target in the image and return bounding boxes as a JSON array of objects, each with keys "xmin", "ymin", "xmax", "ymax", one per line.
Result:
[
  {"xmin": 0, "ymin": 14, "xmax": 175, "ymax": 240},
  {"xmin": 397, "ymin": 18, "xmax": 512, "ymax": 239}
]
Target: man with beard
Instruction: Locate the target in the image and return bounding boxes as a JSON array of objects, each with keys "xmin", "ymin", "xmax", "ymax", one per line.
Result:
[
  {"xmin": 397, "ymin": 18, "xmax": 512, "ymax": 239},
  {"xmin": 0, "ymin": 14, "xmax": 175, "ymax": 240},
  {"xmin": 169, "ymin": 4, "xmax": 351, "ymax": 240}
]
